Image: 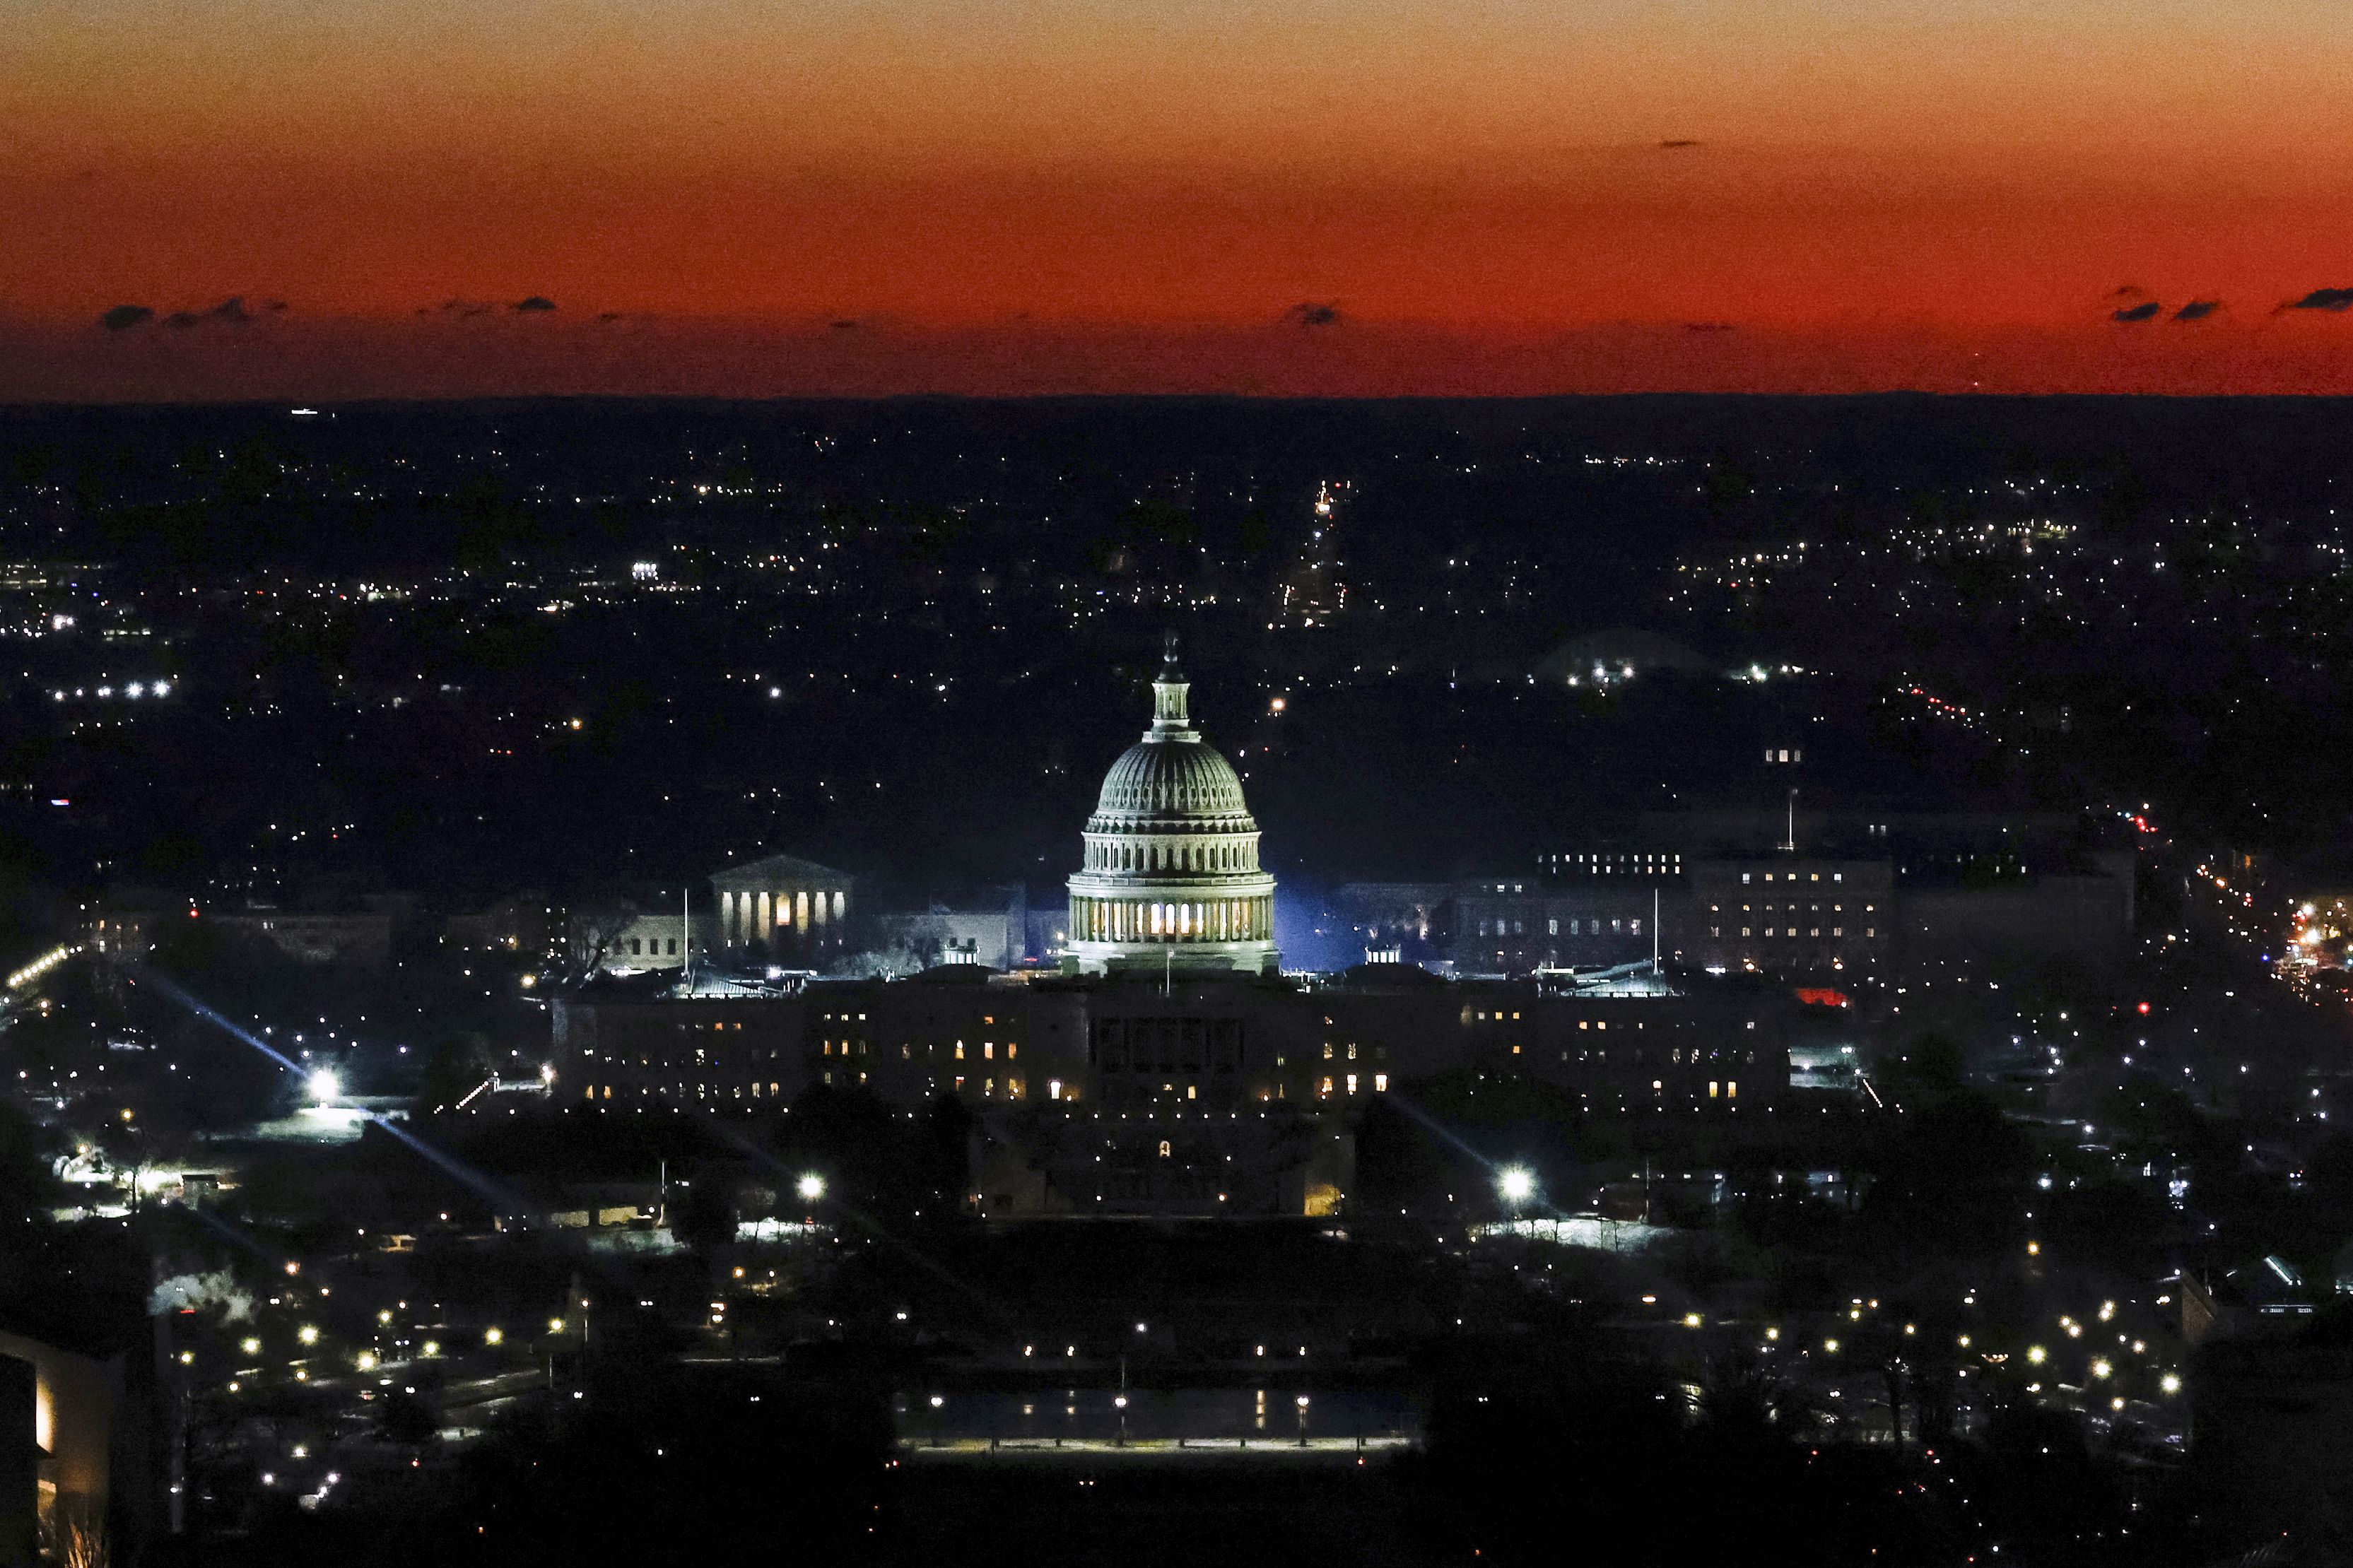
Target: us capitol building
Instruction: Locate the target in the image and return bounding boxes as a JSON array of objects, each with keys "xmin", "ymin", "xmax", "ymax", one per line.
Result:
[
  {"xmin": 1064, "ymin": 636, "xmax": 1279, "ymax": 977},
  {"xmin": 554, "ymin": 635, "xmax": 1791, "ymax": 1218}
]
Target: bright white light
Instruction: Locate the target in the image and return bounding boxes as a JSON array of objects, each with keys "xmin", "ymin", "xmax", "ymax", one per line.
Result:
[
  {"xmin": 1497, "ymin": 1167, "xmax": 1535, "ymax": 1204},
  {"xmin": 797, "ymin": 1174, "xmax": 826, "ymax": 1201},
  {"xmin": 305, "ymin": 1068, "xmax": 341, "ymax": 1104}
]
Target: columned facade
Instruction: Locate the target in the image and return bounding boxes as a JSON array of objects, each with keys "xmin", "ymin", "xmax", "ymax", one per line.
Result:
[
  {"xmin": 1067, "ymin": 637, "xmax": 1279, "ymax": 975},
  {"xmin": 708, "ymin": 856, "xmax": 853, "ymax": 961}
]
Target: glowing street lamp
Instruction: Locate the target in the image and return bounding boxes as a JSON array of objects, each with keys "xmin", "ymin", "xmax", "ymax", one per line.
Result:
[
  {"xmin": 305, "ymin": 1068, "xmax": 341, "ymax": 1106},
  {"xmin": 797, "ymin": 1173, "xmax": 826, "ymax": 1203},
  {"xmin": 1497, "ymin": 1167, "xmax": 1536, "ymax": 1206}
]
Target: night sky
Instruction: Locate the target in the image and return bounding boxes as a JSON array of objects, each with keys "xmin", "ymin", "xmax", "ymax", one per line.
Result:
[{"xmin": 8, "ymin": 0, "xmax": 2353, "ymax": 396}]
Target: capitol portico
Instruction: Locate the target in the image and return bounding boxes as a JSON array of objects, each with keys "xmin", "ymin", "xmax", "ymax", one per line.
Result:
[{"xmin": 1064, "ymin": 637, "xmax": 1279, "ymax": 975}]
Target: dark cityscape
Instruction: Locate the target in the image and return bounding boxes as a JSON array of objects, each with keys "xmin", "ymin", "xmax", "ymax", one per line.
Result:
[{"xmin": 0, "ymin": 396, "xmax": 2352, "ymax": 1564}]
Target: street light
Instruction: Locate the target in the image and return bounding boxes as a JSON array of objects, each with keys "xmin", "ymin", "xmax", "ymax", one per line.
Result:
[
  {"xmin": 797, "ymin": 1174, "xmax": 826, "ymax": 1202},
  {"xmin": 305, "ymin": 1068, "xmax": 341, "ymax": 1106},
  {"xmin": 1497, "ymin": 1167, "xmax": 1535, "ymax": 1206}
]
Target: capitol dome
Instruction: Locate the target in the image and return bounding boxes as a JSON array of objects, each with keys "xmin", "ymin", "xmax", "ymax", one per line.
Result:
[
  {"xmin": 1091, "ymin": 738, "xmax": 1251, "ymax": 823},
  {"xmin": 1065, "ymin": 636, "xmax": 1279, "ymax": 976}
]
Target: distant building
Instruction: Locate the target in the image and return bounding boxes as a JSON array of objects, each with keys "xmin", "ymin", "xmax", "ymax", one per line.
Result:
[
  {"xmin": 1389, "ymin": 809, "xmax": 2132, "ymax": 982},
  {"xmin": 572, "ymin": 910, "xmax": 687, "ymax": 975},
  {"xmin": 553, "ymin": 965, "xmax": 1791, "ymax": 1175},
  {"xmin": 0, "ymin": 1315, "xmax": 168, "ymax": 1568},
  {"xmin": 211, "ymin": 904, "xmax": 395, "ymax": 968},
  {"xmin": 1686, "ymin": 859, "xmax": 1895, "ymax": 978},
  {"xmin": 708, "ymin": 855, "xmax": 853, "ymax": 962},
  {"xmin": 878, "ymin": 885, "xmax": 1028, "ymax": 971}
]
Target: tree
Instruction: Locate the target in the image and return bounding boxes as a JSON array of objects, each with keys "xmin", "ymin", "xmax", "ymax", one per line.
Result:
[
  {"xmin": 668, "ymin": 1177, "xmax": 737, "ymax": 1254},
  {"xmin": 1858, "ymin": 1092, "xmax": 2034, "ymax": 1257}
]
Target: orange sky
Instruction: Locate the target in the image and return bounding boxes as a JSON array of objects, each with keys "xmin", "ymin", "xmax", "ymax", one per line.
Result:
[{"xmin": 7, "ymin": 0, "xmax": 2353, "ymax": 395}]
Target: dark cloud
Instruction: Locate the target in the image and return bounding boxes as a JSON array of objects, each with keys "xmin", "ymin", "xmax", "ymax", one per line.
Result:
[
  {"xmin": 831, "ymin": 319, "xmax": 862, "ymax": 330},
  {"xmin": 2111, "ymin": 301, "xmax": 2161, "ymax": 323},
  {"xmin": 512, "ymin": 295, "xmax": 557, "ymax": 313},
  {"xmin": 2110, "ymin": 283, "xmax": 2148, "ymax": 300},
  {"xmin": 597, "ymin": 311, "xmax": 625, "ymax": 323},
  {"xmin": 111, "ymin": 296, "xmax": 270, "ymax": 331},
  {"xmin": 1659, "ymin": 139, "xmax": 1703, "ymax": 149},
  {"xmin": 2172, "ymin": 299, "xmax": 2221, "ymax": 322},
  {"xmin": 1286, "ymin": 302, "xmax": 1342, "ymax": 328},
  {"xmin": 1683, "ymin": 321, "xmax": 1735, "ymax": 333},
  {"xmin": 2284, "ymin": 287, "xmax": 2353, "ymax": 312}
]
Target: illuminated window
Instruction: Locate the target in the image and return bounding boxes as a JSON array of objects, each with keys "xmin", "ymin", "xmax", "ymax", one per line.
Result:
[
  {"xmin": 1346, "ymin": 1075, "xmax": 1359, "ymax": 1095},
  {"xmin": 1374, "ymin": 1074, "xmax": 1388, "ymax": 1092},
  {"xmin": 1708, "ymin": 1080, "xmax": 1719, "ymax": 1097}
]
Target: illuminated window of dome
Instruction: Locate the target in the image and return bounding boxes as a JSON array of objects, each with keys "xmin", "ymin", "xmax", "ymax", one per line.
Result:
[{"xmin": 1065, "ymin": 633, "xmax": 1279, "ymax": 976}]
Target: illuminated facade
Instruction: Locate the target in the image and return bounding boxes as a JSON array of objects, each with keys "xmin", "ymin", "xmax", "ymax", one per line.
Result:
[
  {"xmin": 1064, "ymin": 637, "xmax": 1278, "ymax": 976},
  {"xmin": 709, "ymin": 854, "xmax": 852, "ymax": 960}
]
